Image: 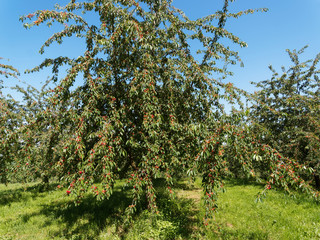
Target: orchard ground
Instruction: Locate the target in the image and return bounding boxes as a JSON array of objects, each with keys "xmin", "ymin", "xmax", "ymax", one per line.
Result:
[{"xmin": 0, "ymin": 178, "xmax": 319, "ymax": 240}]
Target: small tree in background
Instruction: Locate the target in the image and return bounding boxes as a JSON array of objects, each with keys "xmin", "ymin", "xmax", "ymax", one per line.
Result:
[
  {"xmin": 251, "ymin": 46, "xmax": 320, "ymax": 189},
  {"xmin": 0, "ymin": 58, "xmax": 22, "ymax": 184},
  {"xmin": 0, "ymin": 59, "xmax": 68, "ymax": 187},
  {"xmin": 10, "ymin": 82, "xmax": 72, "ymax": 188}
]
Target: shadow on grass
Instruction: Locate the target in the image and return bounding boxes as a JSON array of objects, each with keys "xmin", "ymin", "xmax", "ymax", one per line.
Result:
[
  {"xmin": 18, "ymin": 182, "xmax": 201, "ymax": 239},
  {"xmin": 212, "ymin": 227, "xmax": 270, "ymax": 240},
  {"xmin": 0, "ymin": 182, "xmax": 58, "ymax": 206},
  {"xmin": 157, "ymin": 191, "xmax": 201, "ymax": 238},
  {"xmin": 153, "ymin": 177, "xmax": 200, "ymax": 191},
  {"xmin": 39, "ymin": 190, "xmax": 132, "ymax": 239}
]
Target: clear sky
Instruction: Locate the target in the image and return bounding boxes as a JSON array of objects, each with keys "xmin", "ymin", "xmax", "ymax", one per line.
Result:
[{"xmin": 1, "ymin": 0, "xmax": 320, "ymax": 98}]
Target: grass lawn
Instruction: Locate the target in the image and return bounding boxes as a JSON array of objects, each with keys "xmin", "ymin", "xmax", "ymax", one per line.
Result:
[
  {"xmin": 0, "ymin": 179, "xmax": 319, "ymax": 239},
  {"xmin": 212, "ymin": 179, "xmax": 320, "ymax": 239}
]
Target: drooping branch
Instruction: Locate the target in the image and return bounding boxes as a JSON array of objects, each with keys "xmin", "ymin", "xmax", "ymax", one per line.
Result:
[{"xmin": 201, "ymin": 0, "xmax": 229, "ymax": 67}]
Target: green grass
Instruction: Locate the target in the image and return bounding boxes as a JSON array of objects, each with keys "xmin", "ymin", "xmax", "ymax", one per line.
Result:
[
  {"xmin": 211, "ymin": 179, "xmax": 320, "ymax": 239},
  {"xmin": 0, "ymin": 179, "xmax": 319, "ymax": 239}
]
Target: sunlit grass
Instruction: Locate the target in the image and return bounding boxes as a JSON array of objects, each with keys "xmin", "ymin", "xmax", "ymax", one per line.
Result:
[
  {"xmin": 208, "ymin": 179, "xmax": 320, "ymax": 240},
  {"xmin": 0, "ymin": 179, "xmax": 319, "ymax": 239}
]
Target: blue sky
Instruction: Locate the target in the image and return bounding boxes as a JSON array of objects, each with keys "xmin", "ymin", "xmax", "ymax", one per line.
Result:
[{"xmin": 1, "ymin": 0, "xmax": 320, "ymax": 98}]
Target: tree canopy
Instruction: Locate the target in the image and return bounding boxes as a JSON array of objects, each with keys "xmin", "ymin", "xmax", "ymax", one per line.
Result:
[
  {"xmin": 251, "ymin": 47, "xmax": 320, "ymax": 189},
  {"xmin": 0, "ymin": 0, "xmax": 318, "ymax": 225}
]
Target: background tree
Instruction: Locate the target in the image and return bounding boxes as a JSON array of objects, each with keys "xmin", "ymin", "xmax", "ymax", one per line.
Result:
[
  {"xmin": 250, "ymin": 46, "xmax": 320, "ymax": 189},
  {"xmin": 0, "ymin": 58, "xmax": 22, "ymax": 184},
  {"xmin": 10, "ymin": 81, "xmax": 72, "ymax": 188},
  {"xmin": 0, "ymin": 58, "xmax": 67, "ymax": 187}
]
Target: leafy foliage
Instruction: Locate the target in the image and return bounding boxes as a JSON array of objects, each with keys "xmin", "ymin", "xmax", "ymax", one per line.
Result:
[
  {"xmin": 0, "ymin": 58, "xmax": 21, "ymax": 184},
  {"xmin": 0, "ymin": 57, "xmax": 19, "ymax": 82},
  {"xmin": 0, "ymin": 0, "xmax": 319, "ymax": 226},
  {"xmin": 18, "ymin": 0, "xmax": 262, "ymax": 218},
  {"xmin": 251, "ymin": 47, "xmax": 320, "ymax": 190}
]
